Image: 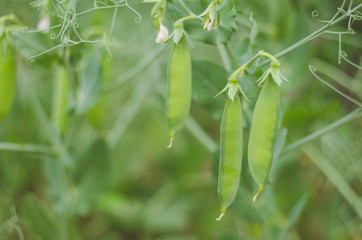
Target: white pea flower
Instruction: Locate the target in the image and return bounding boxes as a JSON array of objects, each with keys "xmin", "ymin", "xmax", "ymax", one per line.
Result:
[
  {"xmin": 37, "ymin": 15, "xmax": 50, "ymax": 32},
  {"xmin": 155, "ymin": 24, "xmax": 169, "ymax": 43}
]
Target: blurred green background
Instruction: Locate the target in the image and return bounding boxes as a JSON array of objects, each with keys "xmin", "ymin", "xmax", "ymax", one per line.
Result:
[{"xmin": 0, "ymin": 0, "xmax": 361, "ymax": 239}]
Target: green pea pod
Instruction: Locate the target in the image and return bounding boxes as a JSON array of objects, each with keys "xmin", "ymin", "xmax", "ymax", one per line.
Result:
[
  {"xmin": 217, "ymin": 96, "xmax": 243, "ymax": 220},
  {"xmin": 51, "ymin": 65, "xmax": 70, "ymax": 134},
  {"xmin": 0, "ymin": 45, "xmax": 15, "ymax": 123},
  {"xmin": 166, "ymin": 39, "xmax": 191, "ymax": 148},
  {"xmin": 248, "ymin": 77, "xmax": 280, "ymax": 201}
]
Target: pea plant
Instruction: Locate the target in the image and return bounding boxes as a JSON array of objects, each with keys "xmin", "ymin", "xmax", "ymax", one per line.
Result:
[
  {"xmin": 0, "ymin": 0, "xmax": 361, "ymax": 239},
  {"xmin": 151, "ymin": 0, "xmax": 361, "ymax": 220}
]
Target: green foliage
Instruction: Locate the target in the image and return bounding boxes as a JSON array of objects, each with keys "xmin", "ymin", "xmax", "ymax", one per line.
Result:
[{"xmin": 0, "ymin": 0, "xmax": 361, "ymax": 239}]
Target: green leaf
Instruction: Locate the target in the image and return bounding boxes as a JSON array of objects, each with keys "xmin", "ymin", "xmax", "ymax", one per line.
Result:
[
  {"xmin": 277, "ymin": 194, "xmax": 308, "ymax": 240},
  {"xmin": 72, "ymin": 138, "xmax": 112, "ymax": 215},
  {"xmin": 42, "ymin": 156, "xmax": 70, "ymax": 213},
  {"xmin": 249, "ymin": 13, "xmax": 258, "ymax": 45},
  {"xmin": 273, "ymin": 128, "xmax": 288, "ymax": 162},
  {"xmin": 192, "ymin": 60, "xmax": 228, "ymax": 119},
  {"xmin": 184, "ymin": 8, "xmax": 237, "ymax": 45},
  {"xmin": 216, "ymin": 0, "xmax": 234, "ymax": 14},
  {"xmin": 21, "ymin": 194, "xmax": 62, "ymax": 240},
  {"xmin": 75, "ymin": 50, "xmax": 103, "ymax": 115},
  {"xmin": 11, "ymin": 31, "xmax": 55, "ymax": 62}
]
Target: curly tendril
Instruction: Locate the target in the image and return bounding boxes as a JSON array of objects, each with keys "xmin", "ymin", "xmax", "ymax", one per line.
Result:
[
  {"xmin": 311, "ymin": 10, "xmax": 331, "ymax": 23},
  {"xmin": 26, "ymin": 0, "xmax": 142, "ymax": 60}
]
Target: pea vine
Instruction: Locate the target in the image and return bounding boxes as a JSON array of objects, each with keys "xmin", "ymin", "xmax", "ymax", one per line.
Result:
[
  {"xmin": 148, "ymin": 0, "xmax": 361, "ymax": 220},
  {"xmin": 24, "ymin": 0, "xmax": 141, "ymax": 60}
]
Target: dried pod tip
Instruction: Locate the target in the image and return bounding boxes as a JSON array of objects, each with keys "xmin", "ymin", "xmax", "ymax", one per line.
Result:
[
  {"xmin": 167, "ymin": 137, "xmax": 174, "ymax": 149},
  {"xmin": 253, "ymin": 190, "xmax": 261, "ymax": 202},
  {"xmin": 216, "ymin": 212, "xmax": 225, "ymax": 221}
]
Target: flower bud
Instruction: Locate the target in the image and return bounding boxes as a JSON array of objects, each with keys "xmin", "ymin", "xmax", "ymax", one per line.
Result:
[{"xmin": 155, "ymin": 24, "xmax": 169, "ymax": 43}]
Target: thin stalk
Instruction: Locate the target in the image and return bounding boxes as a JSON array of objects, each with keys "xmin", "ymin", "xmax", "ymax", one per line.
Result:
[
  {"xmin": 106, "ymin": 46, "xmax": 165, "ymax": 93},
  {"xmin": 106, "ymin": 80, "xmax": 151, "ymax": 148},
  {"xmin": 185, "ymin": 117, "xmax": 218, "ymax": 153},
  {"xmin": 229, "ymin": 50, "xmax": 276, "ymax": 80},
  {"xmin": 0, "ymin": 142, "xmax": 53, "ymax": 155},
  {"xmin": 217, "ymin": 44, "xmax": 232, "ymax": 71},
  {"xmin": 175, "ymin": 14, "xmax": 200, "ymax": 25},
  {"xmin": 224, "ymin": 43, "xmax": 239, "ymax": 69},
  {"xmin": 177, "ymin": 0, "xmax": 195, "ymax": 16},
  {"xmin": 309, "ymin": 65, "xmax": 362, "ymax": 107},
  {"xmin": 282, "ymin": 108, "xmax": 362, "ymax": 153},
  {"xmin": 257, "ymin": 1, "xmax": 362, "ymax": 66}
]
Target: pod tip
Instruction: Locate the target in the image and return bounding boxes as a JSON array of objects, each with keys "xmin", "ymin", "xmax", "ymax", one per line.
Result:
[
  {"xmin": 253, "ymin": 190, "xmax": 261, "ymax": 202},
  {"xmin": 216, "ymin": 212, "xmax": 224, "ymax": 221},
  {"xmin": 167, "ymin": 137, "xmax": 174, "ymax": 149}
]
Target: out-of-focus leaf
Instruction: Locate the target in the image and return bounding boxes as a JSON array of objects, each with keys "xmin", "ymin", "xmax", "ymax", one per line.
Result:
[
  {"xmin": 249, "ymin": 13, "xmax": 258, "ymax": 46},
  {"xmin": 143, "ymin": 183, "xmax": 191, "ymax": 232},
  {"xmin": 277, "ymin": 194, "xmax": 308, "ymax": 240},
  {"xmin": 42, "ymin": 156, "xmax": 70, "ymax": 213},
  {"xmin": 21, "ymin": 194, "xmax": 62, "ymax": 240},
  {"xmin": 232, "ymin": 186, "xmax": 267, "ymax": 223},
  {"xmin": 88, "ymin": 55, "xmax": 112, "ymax": 129},
  {"xmin": 75, "ymin": 50, "xmax": 103, "ymax": 114},
  {"xmin": 274, "ymin": 128, "xmax": 288, "ymax": 162},
  {"xmin": 11, "ymin": 31, "xmax": 56, "ymax": 62},
  {"xmin": 191, "ymin": 60, "xmax": 227, "ymax": 119},
  {"xmin": 234, "ymin": 38, "xmax": 258, "ymax": 64},
  {"xmin": 217, "ymin": 0, "xmax": 234, "ymax": 14},
  {"xmin": 98, "ymin": 192, "xmax": 144, "ymax": 228},
  {"xmin": 72, "ymin": 138, "xmax": 112, "ymax": 215},
  {"xmin": 268, "ymin": 0, "xmax": 293, "ymax": 39}
]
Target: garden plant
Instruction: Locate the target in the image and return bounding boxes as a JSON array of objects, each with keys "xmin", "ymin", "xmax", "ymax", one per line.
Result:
[{"xmin": 0, "ymin": 0, "xmax": 361, "ymax": 239}]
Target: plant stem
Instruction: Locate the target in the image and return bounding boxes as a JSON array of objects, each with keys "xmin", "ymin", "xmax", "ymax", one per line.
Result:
[
  {"xmin": 282, "ymin": 108, "xmax": 362, "ymax": 153},
  {"xmin": 217, "ymin": 44, "xmax": 232, "ymax": 71},
  {"xmin": 177, "ymin": 0, "xmax": 195, "ymax": 16},
  {"xmin": 185, "ymin": 117, "xmax": 218, "ymax": 153},
  {"xmin": 175, "ymin": 14, "xmax": 200, "ymax": 25},
  {"xmin": 224, "ymin": 43, "xmax": 239, "ymax": 69},
  {"xmin": 106, "ymin": 45, "xmax": 165, "ymax": 93},
  {"xmin": 0, "ymin": 142, "xmax": 53, "ymax": 155},
  {"xmin": 259, "ymin": 2, "xmax": 362, "ymax": 66},
  {"xmin": 229, "ymin": 50, "xmax": 276, "ymax": 80},
  {"xmin": 260, "ymin": 51, "xmax": 279, "ymax": 66}
]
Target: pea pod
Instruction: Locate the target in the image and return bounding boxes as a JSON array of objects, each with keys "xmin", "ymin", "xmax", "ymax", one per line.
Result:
[
  {"xmin": 51, "ymin": 65, "xmax": 70, "ymax": 134},
  {"xmin": 217, "ymin": 96, "xmax": 243, "ymax": 220},
  {"xmin": 248, "ymin": 77, "xmax": 280, "ymax": 201},
  {"xmin": 166, "ymin": 39, "xmax": 191, "ymax": 148},
  {"xmin": 0, "ymin": 44, "xmax": 15, "ymax": 123}
]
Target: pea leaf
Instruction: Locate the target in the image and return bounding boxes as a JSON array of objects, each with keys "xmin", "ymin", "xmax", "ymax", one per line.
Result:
[
  {"xmin": 72, "ymin": 138, "xmax": 112, "ymax": 215},
  {"xmin": 75, "ymin": 50, "xmax": 103, "ymax": 115},
  {"xmin": 185, "ymin": 8, "xmax": 237, "ymax": 45},
  {"xmin": 192, "ymin": 60, "xmax": 228, "ymax": 119},
  {"xmin": 166, "ymin": 0, "xmax": 236, "ymax": 45},
  {"xmin": 42, "ymin": 156, "xmax": 70, "ymax": 213},
  {"xmin": 21, "ymin": 194, "xmax": 62, "ymax": 240},
  {"xmin": 216, "ymin": 0, "xmax": 234, "ymax": 14},
  {"xmin": 11, "ymin": 31, "xmax": 55, "ymax": 63}
]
